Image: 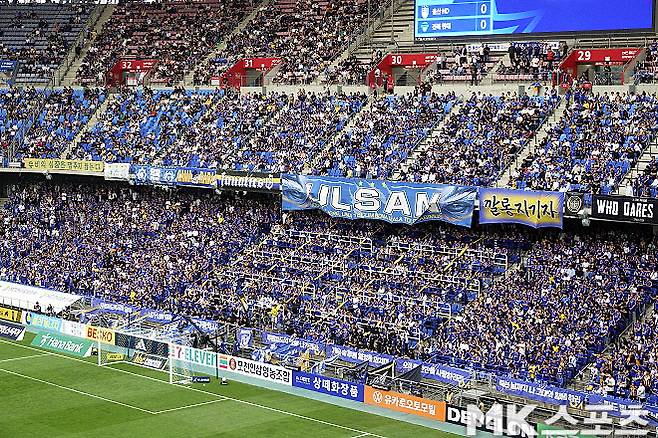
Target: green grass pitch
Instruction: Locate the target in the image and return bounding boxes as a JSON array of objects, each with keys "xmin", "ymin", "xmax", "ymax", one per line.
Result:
[{"xmin": 0, "ymin": 334, "xmax": 459, "ymax": 438}]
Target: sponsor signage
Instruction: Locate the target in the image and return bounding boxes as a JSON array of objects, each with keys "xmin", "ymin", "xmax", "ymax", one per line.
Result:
[
  {"xmin": 115, "ymin": 333, "xmax": 169, "ymax": 357},
  {"xmin": 23, "ymin": 158, "xmax": 104, "ymax": 173},
  {"xmin": 221, "ymin": 354, "xmax": 292, "ymax": 386},
  {"xmin": 31, "ymin": 333, "xmax": 93, "ymax": 357},
  {"xmin": 0, "ymin": 320, "xmax": 25, "ymax": 341},
  {"xmin": 61, "ymin": 320, "xmax": 86, "ymax": 338},
  {"xmin": 106, "ymin": 353, "xmax": 125, "ymax": 362},
  {"xmin": 0, "ymin": 306, "xmax": 22, "ymax": 323},
  {"xmin": 171, "ymin": 345, "xmax": 217, "ymax": 368},
  {"xmin": 591, "ymin": 195, "xmax": 658, "ymax": 224},
  {"xmin": 85, "ymin": 326, "xmax": 115, "ymax": 345},
  {"xmin": 24, "ymin": 312, "xmax": 62, "ymax": 332},
  {"xmin": 131, "ymin": 352, "xmax": 166, "ymax": 370},
  {"xmin": 363, "ymin": 386, "xmax": 446, "ymax": 421},
  {"xmin": 192, "ymin": 376, "xmax": 211, "ymax": 384},
  {"xmin": 292, "ymin": 371, "xmax": 364, "ymax": 403}
]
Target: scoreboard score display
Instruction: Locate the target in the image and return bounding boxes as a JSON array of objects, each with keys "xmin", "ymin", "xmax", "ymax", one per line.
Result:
[{"xmin": 415, "ymin": 0, "xmax": 655, "ymax": 39}]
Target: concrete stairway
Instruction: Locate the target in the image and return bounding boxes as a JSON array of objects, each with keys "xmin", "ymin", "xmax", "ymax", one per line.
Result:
[
  {"xmin": 350, "ymin": 0, "xmax": 415, "ymax": 65},
  {"xmin": 183, "ymin": 0, "xmax": 272, "ymax": 86},
  {"xmin": 391, "ymin": 99, "xmax": 464, "ymax": 180},
  {"xmin": 306, "ymin": 97, "xmax": 376, "ymax": 174},
  {"xmin": 616, "ymin": 141, "xmax": 658, "ymax": 196},
  {"xmin": 62, "ymin": 93, "xmax": 111, "ymax": 159},
  {"xmin": 61, "ymin": 4, "xmax": 116, "ymax": 86},
  {"xmin": 495, "ymin": 98, "xmax": 568, "ymax": 188}
]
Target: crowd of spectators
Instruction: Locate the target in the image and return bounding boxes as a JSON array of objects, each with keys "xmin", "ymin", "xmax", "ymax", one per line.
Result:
[
  {"xmin": 73, "ymin": 88, "xmax": 366, "ymax": 173},
  {"xmin": 77, "ymin": 0, "xmax": 252, "ymax": 86},
  {"xmin": 589, "ymin": 307, "xmax": 658, "ymax": 403},
  {"xmin": 633, "ymin": 157, "xmax": 658, "ymax": 198},
  {"xmin": 423, "ymin": 231, "xmax": 658, "ymax": 385},
  {"xmin": 0, "ymin": 183, "xmax": 277, "ymax": 308},
  {"xmin": 316, "ymin": 91, "xmax": 456, "ymax": 179},
  {"xmin": 1, "ymin": 182, "xmax": 656, "ymax": 389},
  {"xmin": 515, "ymin": 91, "xmax": 658, "ymax": 194},
  {"xmin": 400, "ymin": 91, "xmax": 560, "ymax": 187},
  {"xmin": 0, "ymin": 3, "xmax": 91, "ymax": 84},
  {"xmin": 494, "ymin": 42, "xmax": 566, "ymax": 82},
  {"xmin": 15, "ymin": 87, "xmax": 105, "ymax": 160},
  {"xmin": 196, "ymin": 0, "xmax": 380, "ymax": 85}
]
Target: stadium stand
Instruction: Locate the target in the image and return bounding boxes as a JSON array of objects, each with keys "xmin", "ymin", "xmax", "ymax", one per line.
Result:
[
  {"xmin": 0, "ymin": 2, "xmax": 92, "ymax": 84},
  {"xmin": 399, "ymin": 91, "xmax": 560, "ymax": 187},
  {"xmin": 589, "ymin": 306, "xmax": 658, "ymax": 404},
  {"xmin": 14, "ymin": 87, "xmax": 105, "ymax": 160},
  {"xmin": 515, "ymin": 91, "xmax": 658, "ymax": 194},
  {"xmin": 197, "ymin": 0, "xmax": 383, "ymax": 85},
  {"xmin": 316, "ymin": 91, "xmax": 457, "ymax": 179},
  {"xmin": 72, "ymin": 88, "xmax": 367, "ymax": 172},
  {"xmin": 76, "ymin": 0, "xmax": 253, "ymax": 86}
]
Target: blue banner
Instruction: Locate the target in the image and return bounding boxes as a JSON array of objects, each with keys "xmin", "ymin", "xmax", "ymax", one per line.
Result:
[
  {"xmin": 237, "ymin": 328, "xmax": 253, "ymax": 349},
  {"xmin": 261, "ymin": 331, "xmax": 324, "ymax": 353},
  {"xmin": 326, "ymin": 344, "xmax": 395, "ymax": 366},
  {"xmin": 24, "ymin": 312, "xmax": 62, "ymax": 332},
  {"xmin": 131, "ymin": 165, "xmax": 178, "ymax": 186},
  {"xmin": 0, "ymin": 60, "xmax": 17, "ymax": 72},
  {"xmin": 91, "ymin": 298, "xmax": 138, "ymax": 315},
  {"xmin": 496, "ymin": 377, "xmax": 586, "ymax": 408},
  {"xmin": 282, "ymin": 174, "xmax": 476, "ymax": 227},
  {"xmin": 292, "ymin": 370, "xmax": 364, "ymax": 403},
  {"xmin": 397, "ymin": 359, "xmax": 471, "ymax": 386},
  {"xmin": 140, "ymin": 308, "xmax": 174, "ymax": 324}
]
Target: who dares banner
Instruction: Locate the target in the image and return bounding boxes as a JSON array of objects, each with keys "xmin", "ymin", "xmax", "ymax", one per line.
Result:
[
  {"xmin": 479, "ymin": 188, "xmax": 564, "ymax": 228},
  {"xmin": 282, "ymin": 174, "xmax": 477, "ymax": 227},
  {"xmin": 592, "ymin": 195, "xmax": 658, "ymax": 224},
  {"xmin": 23, "ymin": 158, "xmax": 104, "ymax": 173}
]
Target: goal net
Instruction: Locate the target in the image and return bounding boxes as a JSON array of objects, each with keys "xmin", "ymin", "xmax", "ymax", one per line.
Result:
[{"xmin": 96, "ymin": 331, "xmax": 207, "ymax": 385}]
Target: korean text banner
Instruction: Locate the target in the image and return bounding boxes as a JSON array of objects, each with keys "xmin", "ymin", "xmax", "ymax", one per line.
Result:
[
  {"xmin": 292, "ymin": 371, "xmax": 364, "ymax": 403},
  {"xmin": 479, "ymin": 188, "xmax": 564, "ymax": 228},
  {"xmin": 282, "ymin": 174, "xmax": 477, "ymax": 227},
  {"xmin": 496, "ymin": 376, "xmax": 585, "ymax": 408},
  {"xmin": 24, "ymin": 158, "xmax": 104, "ymax": 173}
]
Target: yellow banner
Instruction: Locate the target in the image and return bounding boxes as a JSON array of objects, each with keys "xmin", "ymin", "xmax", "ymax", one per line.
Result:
[
  {"xmin": 23, "ymin": 158, "xmax": 105, "ymax": 173},
  {"xmin": 0, "ymin": 306, "xmax": 22, "ymax": 323},
  {"xmin": 106, "ymin": 353, "xmax": 125, "ymax": 361},
  {"xmin": 85, "ymin": 325, "xmax": 115, "ymax": 345},
  {"xmin": 479, "ymin": 188, "xmax": 564, "ymax": 228}
]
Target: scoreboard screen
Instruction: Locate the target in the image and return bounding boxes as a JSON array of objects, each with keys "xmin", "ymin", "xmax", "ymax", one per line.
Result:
[{"xmin": 415, "ymin": 0, "xmax": 655, "ymax": 39}]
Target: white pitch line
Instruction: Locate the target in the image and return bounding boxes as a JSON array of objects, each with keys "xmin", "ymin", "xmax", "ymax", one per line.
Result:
[
  {"xmin": 153, "ymin": 398, "xmax": 228, "ymax": 415},
  {"xmin": 0, "ymin": 339, "xmax": 389, "ymax": 438},
  {"xmin": 0, "ymin": 366, "xmax": 156, "ymax": 415},
  {"xmin": 350, "ymin": 433, "xmax": 371, "ymax": 438},
  {"xmin": 0, "ymin": 352, "xmax": 50, "ymax": 363}
]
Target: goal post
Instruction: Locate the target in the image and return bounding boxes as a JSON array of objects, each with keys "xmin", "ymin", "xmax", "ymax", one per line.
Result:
[
  {"xmin": 169, "ymin": 349, "xmax": 194, "ymax": 385},
  {"xmin": 96, "ymin": 332, "xmax": 170, "ymax": 377}
]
